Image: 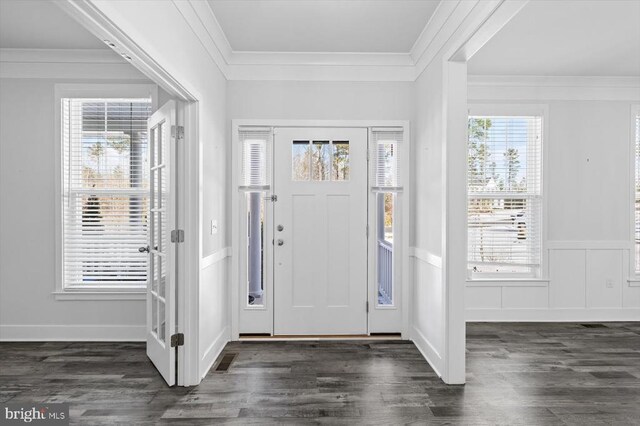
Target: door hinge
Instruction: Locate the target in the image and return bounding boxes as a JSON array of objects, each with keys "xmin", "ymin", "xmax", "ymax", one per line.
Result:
[
  {"xmin": 170, "ymin": 333, "xmax": 184, "ymax": 347},
  {"xmin": 270, "ymin": 195, "xmax": 278, "ymax": 202},
  {"xmin": 366, "ymin": 301, "xmax": 370, "ymax": 313},
  {"xmin": 366, "ymin": 225, "xmax": 369, "ymax": 238},
  {"xmin": 171, "ymin": 229, "xmax": 184, "ymax": 243},
  {"xmin": 171, "ymin": 125, "xmax": 184, "ymax": 140}
]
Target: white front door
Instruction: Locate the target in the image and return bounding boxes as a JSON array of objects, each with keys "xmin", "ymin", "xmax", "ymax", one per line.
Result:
[
  {"xmin": 145, "ymin": 100, "xmax": 177, "ymax": 385},
  {"xmin": 273, "ymin": 128, "xmax": 368, "ymax": 335}
]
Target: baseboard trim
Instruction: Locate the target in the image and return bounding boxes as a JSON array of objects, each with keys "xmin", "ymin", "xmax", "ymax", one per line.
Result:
[
  {"xmin": 411, "ymin": 325, "xmax": 443, "ymax": 378},
  {"xmin": 0, "ymin": 324, "xmax": 145, "ymax": 341},
  {"xmin": 199, "ymin": 325, "xmax": 230, "ymax": 379},
  {"xmin": 466, "ymin": 308, "xmax": 640, "ymax": 322}
]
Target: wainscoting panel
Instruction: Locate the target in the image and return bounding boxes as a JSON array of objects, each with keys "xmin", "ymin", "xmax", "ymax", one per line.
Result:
[
  {"xmin": 410, "ymin": 250, "xmax": 445, "ymax": 377},
  {"xmin": 502, "ymin": 286, "xmax": 548, "ymax": 309},
  {"xmin": 549, "ymin": 249, "xmax": 586, "ymax": 308},
  {"xmin": 466, "ymin": 242, "xmax": 639, "ymax": 321},
  {"xmin": 586, "ymin": 250, "xmax": 624, "ymax": 309}
]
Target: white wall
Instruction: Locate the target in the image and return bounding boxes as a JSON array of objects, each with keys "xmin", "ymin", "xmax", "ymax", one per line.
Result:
[
  {"xmin": 227, "ymin": 80, "xmax": 413, "ymax": 120},
  {"xmin": 0, "ymin": 63, "xmax": 157, "ymax": 340},
  {"xmin": 466, "ymin": 80, "xmax": 640, "ymax": 321},
  {"xmin": 411, "ymin": 60, "xmax": 446, "ymax": 376}
]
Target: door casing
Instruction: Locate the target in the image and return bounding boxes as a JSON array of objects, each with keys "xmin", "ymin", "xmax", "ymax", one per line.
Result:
[{"xmin": 231, "ymin": 120, "xmax": 411, "ymax": 339}]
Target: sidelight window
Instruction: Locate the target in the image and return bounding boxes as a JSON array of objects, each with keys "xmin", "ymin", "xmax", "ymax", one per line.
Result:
[
  {"xmin": 634, "ymin": 109, "xmax": 640, "ymax": 273},
  {"xmin": 371, "ymin": 128, "xmax": 403, "ymax": 306},
  {"xmin": 239, "ymin": 127, "xmax": 272, "ymax": 306}
]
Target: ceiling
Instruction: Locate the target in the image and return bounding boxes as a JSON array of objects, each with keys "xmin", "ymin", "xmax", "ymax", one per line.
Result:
[
  {"xmin": 2, "ymin": 0, "xmax": 637, "ymax": 80},
  {"xmin": 468, "ymin": 0, "xmax": 640, "ymax": 77},
  {"xmin": 207, "ymin": 0, "xmax": 440, "ymax": 53},
  {"xmin": 0, "ymin": 0, "xmax": 107, "ymax": 49}
]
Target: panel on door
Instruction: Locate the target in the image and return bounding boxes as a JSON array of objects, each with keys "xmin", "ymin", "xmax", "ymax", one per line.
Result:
[
  {"xmin": 145, "ymin": 100, "xmax": 177, "ymax": 385},
  {"xmin": 273, "ymin": 128, "xmax": 368, "ymax": 335}
]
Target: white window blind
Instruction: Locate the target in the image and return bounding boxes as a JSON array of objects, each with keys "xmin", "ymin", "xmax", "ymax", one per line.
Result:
[
  {"xmin": 239, "ymin": 127, "xmax": 272, "ymax": 190},
  {"xmin": 371, "ymin": 128, "xmax": 402, "ymax": 191},
  {"xmin": 62, "ymin": 98, "xmax": 152, "ymax": 288},
  {"xmin": 467, "ymin": 116, "xmax": 542, "ymax": 275},
  {"xmin": 635, "ymin": 113, "xmax": 640, "ymax": 273}
]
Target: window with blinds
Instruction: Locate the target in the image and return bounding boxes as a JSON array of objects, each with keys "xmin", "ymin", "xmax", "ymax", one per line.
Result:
[
  {"xmin": 371, "ymin": 128, "xmax": 402, "ymax": 190},
  {"xmin": 62, "ymin": 98, "xmax": 152, "ymax": 289},
  {"xmin": 635, "ymin": 112, "xmax": 640, "ymax": 273},
  {"xmin": 467, "ymin": 115, "xmax": 542, "ymax": 275},
  {"xmin": 238, "ymin": 127, "xmax": 272, "ymax": 307},
  {"xmin": 239, "ymin": 127, "xmax": 272, "ymax": 190},
  {"xmin": 370, "ymin": 128, "xmax": 403, "ymax": 306}
]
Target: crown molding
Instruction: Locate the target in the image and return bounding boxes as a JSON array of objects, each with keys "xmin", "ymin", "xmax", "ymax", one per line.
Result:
[
  {"xmin": 47, "ymin": 0, "xmax": 529, "ymax": 83},
  {"xmin": 468, "ymin": 75, "xmax": 640, "ymax": 101},
  {"xmin": 174, "ymin": 0, "xmax": 418, "ymax": 81},
  {"xmin": 183, "ymin": 0, "xmax": 518, "ymax": 81},
  {"xmin": 469, "ymin": 75, "xmax": 640, "ymax": 88},
  {"xmin": 0, "ymin": 48, "xmax": 122, "ymax": 63},
  {"xmin": 409, "ymin": 0, "xmax": 462, "ymax": 67},
  {"xmin": 0, "ymin": 48, "xmax": 148, "ymax": 79}
]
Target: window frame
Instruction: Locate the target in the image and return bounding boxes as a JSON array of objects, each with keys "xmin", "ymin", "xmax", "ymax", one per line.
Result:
[
  {"xmin": 54, "ymin": 84, "xmax": 158, "ymax": 300},
  {"xmin": 466, "ymin": 104, "xmax": 549, "ymax": 281},
  {"xmin": 631, "ymin": 104, "xmax": 640, "ymax": 281}
]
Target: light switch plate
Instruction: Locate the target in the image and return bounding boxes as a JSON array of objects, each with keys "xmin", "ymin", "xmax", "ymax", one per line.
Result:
[{"xmin": 211, "ymin": 219, "xmax": 218, "ymax": 235}]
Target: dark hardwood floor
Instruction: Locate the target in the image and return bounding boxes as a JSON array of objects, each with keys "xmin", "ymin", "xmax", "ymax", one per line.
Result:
[{"xmin": 1, "ymin": 322, "xmax": 639, "ymax": 425}]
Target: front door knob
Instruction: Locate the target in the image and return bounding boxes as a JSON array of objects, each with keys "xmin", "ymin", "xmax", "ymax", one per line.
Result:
[
  {"xmin": 277, "ymin": 224, "xmax": 284, "ymax": 232},
  {"xmin": 277, "ymin": 239, "xmax": 284, "ymax": 246},
  {"xmin": 139, "ymin": 246, "xmax": 150, "ymax": 253}
]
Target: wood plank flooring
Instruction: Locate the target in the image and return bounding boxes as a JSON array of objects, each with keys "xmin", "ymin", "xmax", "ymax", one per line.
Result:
[{"xmin": 1, "ymin": 322, "xmax": 639, "ymax": 425}]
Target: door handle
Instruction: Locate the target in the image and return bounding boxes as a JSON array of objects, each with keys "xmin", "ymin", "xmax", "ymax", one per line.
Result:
[
  {"xmin": 277, "ymin": 224, "xmax": 284, "ymax": 232},
  {"xmin": 139, "ymin": 246, "xmax": 150, "ymax": 253},
  {"xmin": 277, "ymin": 239, "xmax": 284, "ymax": 246}
]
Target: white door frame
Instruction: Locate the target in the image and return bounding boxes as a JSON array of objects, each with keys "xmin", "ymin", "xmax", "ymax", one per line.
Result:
[
  {"xmin": 57, "ymin": 1, "xmax": 202, "ymax": 387},
  {"xmin": 231, "ymin": 119, "xmax": 411, "ymax": 340}
]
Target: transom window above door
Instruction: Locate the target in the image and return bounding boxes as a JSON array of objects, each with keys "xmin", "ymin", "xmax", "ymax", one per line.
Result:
[
  {"xmin": 61, "ymin": 97, "xmax": 152, "ymax": 290},
  {"xmin": 292, "ymin": 140, "xmax": 350, "ymax": 181}
]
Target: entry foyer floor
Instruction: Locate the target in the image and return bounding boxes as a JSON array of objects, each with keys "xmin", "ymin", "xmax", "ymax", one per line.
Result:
[{"xmin": 1, "ymin": 322, "xmax": 639, "ymax": 425}]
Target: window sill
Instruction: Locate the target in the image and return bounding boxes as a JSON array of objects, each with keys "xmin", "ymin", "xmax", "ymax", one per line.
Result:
[
  {"xmin": 53, "ymin": 291, "xmax": 146, "ymax": 301},
  {"xmin": 466, "ymin": 279, "xmax": 549, "ymax": 287},
  {"xmin": 627, "ymin": 279, "xmax": 640, "ymax": 287}
]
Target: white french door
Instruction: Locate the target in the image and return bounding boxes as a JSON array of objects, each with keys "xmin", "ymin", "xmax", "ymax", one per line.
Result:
[
  {"xmin": 273, "ymin": 128, "xmax": 368, "ymax": 335},
  {"xmin": 145, "ymin": 100, "xmax": 177, "ymax": 385}
]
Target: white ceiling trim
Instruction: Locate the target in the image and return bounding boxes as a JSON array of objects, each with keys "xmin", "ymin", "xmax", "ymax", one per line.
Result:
[
  {"xmin": 230, "ymin": 51, "xmax": 414, "ymax": 67},
  {"xmin": 175, "ymin": 0, "xmax": 417, "ymax": 80},
  {"xmin": 49, "ymin": 0, "xmax": 528, "ymax": 83},
  {"xmin": 193, "ymin": 0, "xmax": 523, "ymax": 81},
  {"xmin": 177, "ymin": 0, "xmax": 507, "ymax": 81},
  {"xmin": 0, "ymin": 48, "xmax": 122, "ymax": 63},
  {"xmin": 409, "ymin": 0, "xmax": 461, "ymax": 65},
  {"xmin": 450, "ymin": 0, "xmax": 528, "ymax": 62},
  {"xmin": 0, "ymin": 47, "xmax": 148, "ymax": 79},
  {"xmin": 468, "ymin": 75, "xmax": 640, "ymax": 101}
]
